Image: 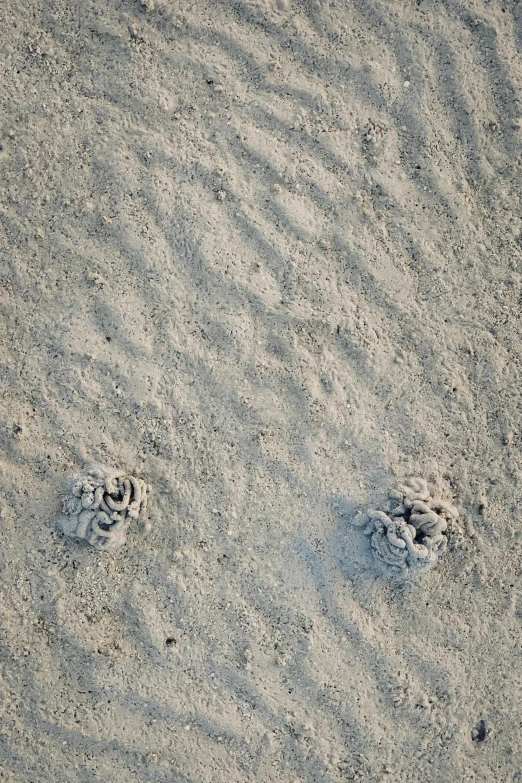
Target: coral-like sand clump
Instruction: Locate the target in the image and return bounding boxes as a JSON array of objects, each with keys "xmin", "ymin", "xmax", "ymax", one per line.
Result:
[
  {"xmin": 57, "ymin": 464, "xmax": 151, "ymax": 551},
  {"xmin": 353, "ymin": 478, "xmax": 460, "ymax": 577}
]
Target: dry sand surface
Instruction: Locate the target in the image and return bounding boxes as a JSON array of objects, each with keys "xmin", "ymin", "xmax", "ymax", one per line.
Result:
[{"xmin": 1, "ymin": 0, "xmax": 522, "ymax": 780}]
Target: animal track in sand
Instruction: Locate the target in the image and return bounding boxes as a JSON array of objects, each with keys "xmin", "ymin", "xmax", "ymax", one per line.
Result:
[
  {"xmin": 353, "ymin": 477, "xmax": 460, "ymax": 576},
  {"xmin": 58, "ymin": 463, "xmax": 151, "ymax": 551}
]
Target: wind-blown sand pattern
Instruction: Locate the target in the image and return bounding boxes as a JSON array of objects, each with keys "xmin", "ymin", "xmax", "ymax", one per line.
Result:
[{"xmin": 1, "ymin": 1, "xmax": 522, "ymax": 781}]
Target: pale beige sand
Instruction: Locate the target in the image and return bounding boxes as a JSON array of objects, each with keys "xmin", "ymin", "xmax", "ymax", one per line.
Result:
[{"xmin": 1, "ymin": 0, "xmax": 522, "ymax": 780}]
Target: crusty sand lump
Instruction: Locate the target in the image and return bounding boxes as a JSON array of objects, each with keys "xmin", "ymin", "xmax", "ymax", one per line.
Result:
[
  {"xmin": 58, "ymin": 464, "xmax": 151, "ymax": 551},
  {"xmin": 353, "ymin": 478, "xmax": 460, "ymax": 576}
]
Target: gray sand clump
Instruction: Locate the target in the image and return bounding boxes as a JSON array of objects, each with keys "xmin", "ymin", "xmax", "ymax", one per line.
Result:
[
  {"xmin": 57, "ymin": 463, "xmax": 151, "ymax": 551},
  {"xmin": 353, "ymin": 477, "xmax": 460, "ymax": 577}
]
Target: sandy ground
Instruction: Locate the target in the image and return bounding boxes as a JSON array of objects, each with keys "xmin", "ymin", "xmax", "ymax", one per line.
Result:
[{"xmin": 1, "ymin": 0, "xmax": 522, "ymax": 780}]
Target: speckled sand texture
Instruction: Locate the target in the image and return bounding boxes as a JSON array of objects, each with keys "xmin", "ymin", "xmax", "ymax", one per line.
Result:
[{"xmin": 1, "ymin": 1, "xmax": 522, "ymax": 781}]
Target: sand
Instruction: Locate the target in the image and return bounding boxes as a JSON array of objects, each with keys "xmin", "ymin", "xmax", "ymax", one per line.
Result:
[{"xmin": 1, "ymin": 0, "xmax": 522, "ymax": 780}]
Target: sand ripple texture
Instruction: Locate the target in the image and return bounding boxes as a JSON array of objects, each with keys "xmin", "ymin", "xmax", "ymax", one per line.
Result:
[{"xmin": 1, "ymin": 1, "xmax": 521, "ymax": 782}]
